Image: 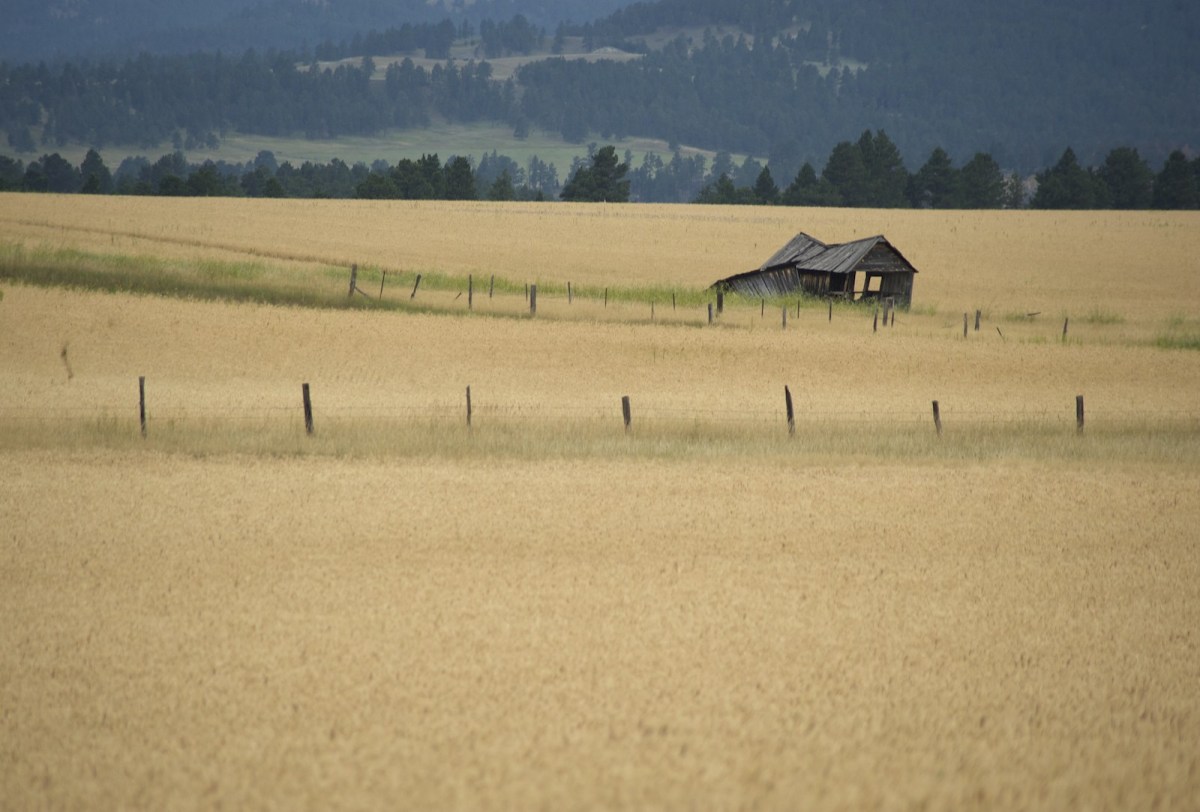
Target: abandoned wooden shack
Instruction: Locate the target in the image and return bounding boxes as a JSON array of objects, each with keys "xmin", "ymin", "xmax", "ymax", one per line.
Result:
[{"xmin": 712, "ymin": 232, "xmax": 918, "ymax": 307}]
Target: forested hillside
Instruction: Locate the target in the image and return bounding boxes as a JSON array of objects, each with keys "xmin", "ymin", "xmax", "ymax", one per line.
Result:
[
  {"xmin": 0, "ymin": 0, "xmax": 633, "ymax": 62},
  {"xmin": 1, "ymin": 0, "xmax": 1196, "ymax": 184},
  {"xmin": 545, "ymin": 0, "xmax": 1200, "ymax": 171}
]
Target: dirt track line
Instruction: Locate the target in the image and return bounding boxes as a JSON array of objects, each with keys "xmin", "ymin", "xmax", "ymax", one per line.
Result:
[{"xmin": 0, "ymin": 216, "xmax": 353, "ymax": 271}]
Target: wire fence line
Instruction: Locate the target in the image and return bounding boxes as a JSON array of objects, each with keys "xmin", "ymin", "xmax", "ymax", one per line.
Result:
[{"xmin": 3, "ymin": 398, "xmax": 1198, "ymax": 429}]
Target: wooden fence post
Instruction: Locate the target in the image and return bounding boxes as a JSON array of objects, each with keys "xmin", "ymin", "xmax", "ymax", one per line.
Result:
[
  {"xmin": 873, "ymin": 307, "xmax": 879, "ymax": 333},
  {"xmin": 761, "ymin": 299, "xmax": 765, "ymax": 317},
  {"xmin": 621, "ymin": 395, "xmax": 631, "ymax": 434},
  {"xmin": 717, "ymin": 291, "xmax": 724, "ymax": 314},
  {"xmin": 138, "ymin": 376, "xmax": 146, "ymax": 438},
  {"xmin": 932, "ymin": 400, "xmax": 942, "ymax": 437},
  {"xmin": 568, "ymin": 281, "xmax": 573, "ymax": 304},
  {"xmin": 489, "ymin": 274, "xmax": 495, "ymax": 299},
  {"xmin": 1062, "ymin": 317, "xmax": 1069, "ymax": 341},
  {"xmin": 530, "ymin": 284, "xmax": 537, "ymax": 316},
  {"xmin": 828, "ymin": 299, "xmax": 832, "ymax": 322},
  {"xmin": 782, "ymin": 306, "xmax": 788, "ymax": 330},
  {"xmin": 672, "ymin": 292, "xmax": 676, "ymax": 312},
  {"xmin": 963, "ymin": 312, "xmax": 969, "ymax": 338},
  {"xmin": 348, "ymin": 264, "xmax": 358, "ymax": 298},
  {"xmin": 379, "ymin": 271, "xmax": 386, "ymax": 298},
  {"xmin": 604, "ymin": 287, "xmax": 609, "ymax": 308},
  {"xmin": 410, "ymin": 274, "xmax": 422, "ymax": 299},
  {"xmin": 784, "ymin": 385, "xmax": 795, "ymax": 438},
  {"xmin": 1076, "ymin": 394, "xmax": 1084, "ymax": 434},
  {"xmin": 302, "ymin": 383, "xmax": 314, "ymax": 436},
  {"xmin": 975, "ymin": 309, "xmax": 981, "ymax": 331},
  {"xmin": 708, "ymin": 303, "xmax": 714, "ymax": 325},
  {"xmin": 468, "ymin": 274, "xmax": 473, "ymax": 310},
  {"xmin": 466, "ymin": 385, "xmax": 473, "ymax": 428}
]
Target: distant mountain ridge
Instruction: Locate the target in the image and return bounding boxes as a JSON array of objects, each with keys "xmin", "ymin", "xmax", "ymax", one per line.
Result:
[
  {"xmin": 1, "ymin": 0, "xmax": 1196, "ymax": 175},
  {"xmin": 0, "ymin": 0, "xmax": 636, "ymax": 62}
]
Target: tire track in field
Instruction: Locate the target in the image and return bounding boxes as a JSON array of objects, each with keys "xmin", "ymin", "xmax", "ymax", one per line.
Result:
[{"xmin": 0, "ymin": 215, "xmax": 356, "ymax": 271}]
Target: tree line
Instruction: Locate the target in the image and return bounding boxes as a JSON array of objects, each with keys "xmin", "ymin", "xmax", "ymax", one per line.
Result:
[
  {"xmin": 4, "ymin": 1, "xmax": 1196, "ymax": 178},
  {"xmin": 3, "ymin": 136, "xmax": 1198, "ymax": 209}
]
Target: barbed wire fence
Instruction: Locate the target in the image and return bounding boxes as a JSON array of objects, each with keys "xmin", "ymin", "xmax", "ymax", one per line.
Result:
[{"xmin": 4, "ymin": 379, "xmax": 1199, "ymax": 440}]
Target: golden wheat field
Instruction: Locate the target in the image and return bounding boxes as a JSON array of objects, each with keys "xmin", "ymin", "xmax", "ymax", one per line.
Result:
[{"xmin": 2, "ymin": 193, "xmax": 1200, "ymax": 809}]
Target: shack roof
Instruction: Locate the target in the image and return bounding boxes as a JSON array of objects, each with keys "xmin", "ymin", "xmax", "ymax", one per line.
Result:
[
  {"xmin": 763, "ymin": 233, "xmax": 918, "ymax": 276},
  {"xmin": 758, "ymin": 231, "xmax": 828, "ymax": 271}
]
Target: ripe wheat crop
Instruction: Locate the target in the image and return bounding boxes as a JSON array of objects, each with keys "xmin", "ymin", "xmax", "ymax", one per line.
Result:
[{"xmin": 2, "ymin": 193, "xmax": 1199, "ymax": 809}]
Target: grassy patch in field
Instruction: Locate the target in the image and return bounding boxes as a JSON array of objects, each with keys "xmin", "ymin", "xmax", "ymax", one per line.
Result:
[
  {"xmin": 3, "ymin": 412, "xmax": 1196, "ymax": 466},
  {"xmin": 1155, "ymin": 315, "xmax": 1200, "ymax": 350},
  {"xmin": 1079, "ymin": 306, "xmax": 1125, "ymax": 325},
  {"xmin": 0, "ymin": 241, "xmax": 723, "ymax": 319}
]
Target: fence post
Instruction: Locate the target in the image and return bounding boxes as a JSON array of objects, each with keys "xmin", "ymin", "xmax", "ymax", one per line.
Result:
[
  {"xmin": 568, "ymin": 281, "xmax": 572, "ymax": 304},
  {"xmin": 348, "ymin": 264, "xmax": 358, "ymax": 298},
  {"xmin": 828, "ymin": 299, "xmax": 832, "ymax": 322},
  {"xmin": 489, "ymin": 274, "xmax": 495, "ymax": 299},
  {"xmin": 782, "ymin": 306, "xmax": 788, "ymax": 330},
  {"xmin": 604, "ymin": 287, "xmax": 609, "ymax": 308},
  {"xmin": 932, "ymin": 400, "xmax": 942, "ymax": 437},
  {"xmin": 1076, "ymin": 394, "xmax": 1084, "ymax": 434},
  {"xmin": 785, "ymin": 385, "xmax": 795, "ymax": 438},
  {"xmin": 302, "ymin": 383, "xmax": 314, "ymax": 436},
  {"xmin": 672, "ymin": 292, "xmax": 676, "ymax": 312},
  {"xmin": 975, "ymin": 309, "xmax": 981, "ymax": 331},
  {"xmin": 138, "ymin": 376, "xmax": 146, "ymax": 438},
  {"xmin": 873, "ymin": 307, "xmax": 879, "ymax": 333},
  {"xmin": 468, "ymin": 274, "xmax": 473, "ymax": 310},
  {"xmin": 707, "ymin": 303, "xmax": 714, "ymax": 325},
  {"xmin": 963, "ymin": 312, "xmax": 969, "ymax": 338},
  {"xmin": 1063, "ymin": 317, "xmax": 1069, "ymax": 341},
  {"xmin": 467, "ymin": 385, "xmax": 473, "ymax": 428},
  {"xmin": 621, "ymin": 395, "xmax": 631, "ymax": 434},
  {"xmin": 530, "ymin": 284, "xmax": 537, "ymax": 316},
  {"xmin": 379, "ymin": 270, "xmax": 386, "ymax": 298},
  {"xmin": 651, "ymin": 301, "xmax": 655, "ymax": 321},
  {"xmin": 410, "ymin": 274, "xmax": 422, "ymax": 299},
  {"xmin": 717, "ymin": 291, "xmax": 724, "ymax": 314}
]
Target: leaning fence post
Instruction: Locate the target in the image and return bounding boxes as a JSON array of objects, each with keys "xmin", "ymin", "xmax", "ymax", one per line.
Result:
[
  {"xmin": 1062, "ymin": 317, "xmax": 1069, "ymax": 341},
  {"xmin": 1076, "ymin": 394, "xmax": 1084, "ymax": 434},
  {"xmin": 621, "ymin": 395, "xmax": 631, "ymax": 434},
  {"xmin": 379, "ymin": 270, "xmax": 387, "ymax": 298},
  {"xmin": 784, "ymin": 385, "xmax": 795, "ymax": 438},
  {"xmin": 932, "ymin": 400, "xmax": 943, "ymax": 437},
  {"xmin": 410, "ymin": 274, "xmax": 422, "ymax": 299},
  {"xmin": 302, "ymin": 383, "xmax": 314, "ymax": 436},
  {"xmin": 530, "ymin": 284, "xmax": 537, "ymax": 316},
  {"xmin": 138, "ymin": 376, "xmax": 147, "ymax": 438}
]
